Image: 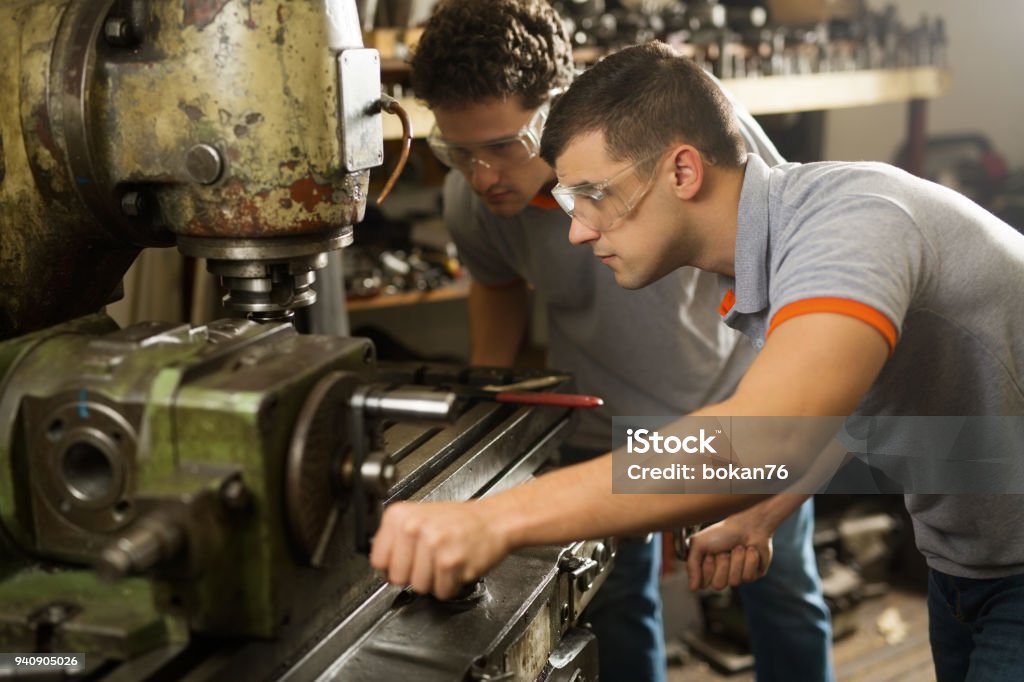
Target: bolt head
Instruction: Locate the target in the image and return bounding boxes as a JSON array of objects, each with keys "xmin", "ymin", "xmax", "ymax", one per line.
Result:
[{"xmin": 103, "ymin": 18, "xmax": 133, "ymax": 47}]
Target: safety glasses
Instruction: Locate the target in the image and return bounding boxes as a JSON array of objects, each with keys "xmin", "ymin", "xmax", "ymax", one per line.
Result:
[
  {"xmin": 551, "ymin": 152, "xmax": 663, "ymax": 232},
  {"xmin": 427, "ymin": 101, "xmax": 549, "ymax": 173}
]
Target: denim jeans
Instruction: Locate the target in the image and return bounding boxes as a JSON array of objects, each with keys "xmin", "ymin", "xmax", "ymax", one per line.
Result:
[
  {"xmin": 581, "ymin": 534, "xmax": 666, "ymax": 682},
  {"xmin": 562, "ymin": 445, "xmax": 666, "ymax": 682},
  {"xmin": 737, "ymin": 498, "xmax": 835, "ymax": 682},
  {"xmin": 928, "ymin": 568, "xmax": 1024, "ymax": 682}
]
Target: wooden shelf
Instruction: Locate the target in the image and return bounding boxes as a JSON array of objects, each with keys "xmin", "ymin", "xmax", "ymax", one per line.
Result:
[
  {"xmin": 383, "ymin": 67, "xmax": 951, "ymax": 140},
  {"xmin": 347, "ymin": 277, "xmax": 469, "ymax": 312},
  {"xmin": 723, "ymin": 66, "xmax": 951, "ymax": 115}
]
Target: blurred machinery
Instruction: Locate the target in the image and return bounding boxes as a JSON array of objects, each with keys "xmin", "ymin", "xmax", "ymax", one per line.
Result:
[
  {"xmin": 343, "ymin": 206, "xmax": 462, "ymax": 300},
  {"xmin": 0, "ymin": 1, "xmax": 609, "ymax": 679},
  {"xmin": 896, "ymin": 133, "xmax": 1024, "ymax": 235},
  {"xmin": 681, "ymin": 497, "xmax": 903, "ymax": 674}
]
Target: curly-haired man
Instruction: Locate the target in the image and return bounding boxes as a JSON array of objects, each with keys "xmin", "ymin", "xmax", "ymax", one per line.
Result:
[{"xmin": 394, "ymin": 2, "xmax": 834, "ymax": 680}]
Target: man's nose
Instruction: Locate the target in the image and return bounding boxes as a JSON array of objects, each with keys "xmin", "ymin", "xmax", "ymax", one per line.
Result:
[
  {"xmin": 468, "ymin": 161, "xmax": 500, "ymax": 192},
  {"xmin": 568, "ymin": 216, "xmax": 599, "ymax": 245}
]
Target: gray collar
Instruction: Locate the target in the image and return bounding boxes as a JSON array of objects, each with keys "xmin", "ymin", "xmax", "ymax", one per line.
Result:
[{"xmin": 732, "ymin": 153, "xmax": 772, "ymax": 314}]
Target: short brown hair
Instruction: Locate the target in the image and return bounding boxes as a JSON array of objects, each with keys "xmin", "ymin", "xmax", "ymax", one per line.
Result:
[
  {"xmin": 409, "ymin": 0, "xmax": 574, "ymax": 111},
  {"xmin": 540, "ymin": 42, "xmax": 745, "ymax": 171}
]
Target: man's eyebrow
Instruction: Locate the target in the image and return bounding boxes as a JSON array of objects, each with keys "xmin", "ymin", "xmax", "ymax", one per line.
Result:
[{"xmin": 556, "ymin": 175, "xmax": 599, "ymax": 188}]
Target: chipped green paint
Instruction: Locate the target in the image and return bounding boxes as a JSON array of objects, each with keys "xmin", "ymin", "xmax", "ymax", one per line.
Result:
[
  {"xmin": 1, "ymin": 315, "xmax": 372, "ymax": 642},
  {"xmin": 0, "ymin": 314, "xmax": 119, "ymax": 543},
  {"xmin": 0, "ymin": 568, "xmax": 174, "ymax": 658}
]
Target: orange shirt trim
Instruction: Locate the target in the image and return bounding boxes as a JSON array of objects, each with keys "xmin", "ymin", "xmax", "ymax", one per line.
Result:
[
  {"xmin": 529, "ymin": 193, "xmax": 560, "ymax": 210},
  {"xmin": 719, "ymin": 289, "xmax": 736, "ymax": 317},
  {"xmin": 768, "ymin": 298, "xmax": 898, "ymax": 353}
]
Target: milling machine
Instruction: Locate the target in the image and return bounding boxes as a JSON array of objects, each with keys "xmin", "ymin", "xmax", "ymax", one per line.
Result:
[{"xmin": 0, "ymin": 1, "xmax": 610, "ymax": 679}]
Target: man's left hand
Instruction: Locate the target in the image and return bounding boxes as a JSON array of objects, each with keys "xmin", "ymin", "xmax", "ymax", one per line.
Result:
[{"xmin": 685, "ymin": 516, "xmax": 773, "ymax": 591}]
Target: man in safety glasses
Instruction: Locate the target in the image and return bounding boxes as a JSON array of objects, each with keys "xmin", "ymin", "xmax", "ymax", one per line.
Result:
[{"xmin": 400, "ymin": 2, "xmax": 833, "ymax": 681}]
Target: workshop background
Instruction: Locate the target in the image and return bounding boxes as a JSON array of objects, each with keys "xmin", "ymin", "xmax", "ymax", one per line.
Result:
[{"xmin": 104, "ymin": 1, "xmax": 1023, "ymax": 679}]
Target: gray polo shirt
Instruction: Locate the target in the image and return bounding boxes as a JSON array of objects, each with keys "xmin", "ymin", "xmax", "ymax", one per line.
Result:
[{"xmin": 722, "ymin": 153, "xmax": 1024, "ymax": 578}]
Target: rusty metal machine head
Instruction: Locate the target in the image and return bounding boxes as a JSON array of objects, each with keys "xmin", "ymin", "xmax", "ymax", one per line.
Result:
[{"xmin": 0, "ymin": 0, "xmax": 386, "ymax": 335}]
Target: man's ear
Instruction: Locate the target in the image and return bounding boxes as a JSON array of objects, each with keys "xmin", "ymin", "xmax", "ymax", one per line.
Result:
[{"xmin": 671, "ymin": 145, "xmax": 704, "ymax": 200}]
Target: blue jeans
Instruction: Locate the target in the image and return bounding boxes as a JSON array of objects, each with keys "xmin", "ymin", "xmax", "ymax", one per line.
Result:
[
  {"xmin": 582, "ymin": 534, "xmax": 666, "ymax": 682},
  {"xmin": 928, "ymin": 568, "xmax": 1024, "ymax": 682},
  {"xmin": 562, "ymin": 446, "xmax": 666, "ymax": 682},
  {"xmin": 737, "ymin": 498, "xmax": 835, "ymax": 682}
]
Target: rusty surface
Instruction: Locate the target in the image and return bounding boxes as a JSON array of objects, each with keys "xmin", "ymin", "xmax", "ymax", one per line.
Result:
[
  {"xmin": 171, "ymin": 171, "xmax": 367, "ymax": 237},
  {"xmin": 1, "ymin": 0, "xmax": 377, "ymax": 336},
  {"xmin": 0, "ymin": 0, "xmax": 140, "ymax": 339},
  {"xmin": 290, "ymin": 175, "xmax": 340, "ymax": 213},
  {"xmin": 182, "ymin": 0, "xmax": 231, "ymax": 29},
  {"xmin": 96, "ymin": 0, "xmax": 371, "ymax": 238},
  {"xmin": 27, "ymin": 101, "xmax": 65, "ymax": 201}
]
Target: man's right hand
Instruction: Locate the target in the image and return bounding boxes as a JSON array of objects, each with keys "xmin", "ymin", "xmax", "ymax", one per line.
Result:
[{"xmin": 370, "ymin": 499, "xmax": 511, "ymax": 600}]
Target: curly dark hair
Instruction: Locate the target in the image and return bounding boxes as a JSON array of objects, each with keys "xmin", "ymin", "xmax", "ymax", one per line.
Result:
[
  {"xmin": 409, "ymin": 0, "xmax": 574, "ymax": 110},
  {"xmin": 541, "ymin": 41, "xmax": 746, "ymax": 171}
]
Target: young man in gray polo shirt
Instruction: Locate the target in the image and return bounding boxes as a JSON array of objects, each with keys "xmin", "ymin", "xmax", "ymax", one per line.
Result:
[
  {"xmin": 406, "ymin": 2, "xmax": 832, "ymax": 681},
  {"xmin": 372, "ymin": 40, "xmax": 1024, "ymax": 681}
]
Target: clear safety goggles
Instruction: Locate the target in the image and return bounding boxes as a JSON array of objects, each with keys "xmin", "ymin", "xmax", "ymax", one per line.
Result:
[
  {"xmin": 427, "ymin": 101, "xmax": 550, "ymax": 173},
  {"xmin": 551, "ymin": 152, "xmax": 662, "ymax": 232}
]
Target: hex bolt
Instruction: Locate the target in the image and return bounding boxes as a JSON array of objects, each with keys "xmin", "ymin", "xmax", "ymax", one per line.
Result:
[
  {"xmin": 103, "ymin": 17, "xmax": 133, "ymax": 47},
  {"xmin": 186, "ymin": 143, "xmax": 224, "ymax": 185}
]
